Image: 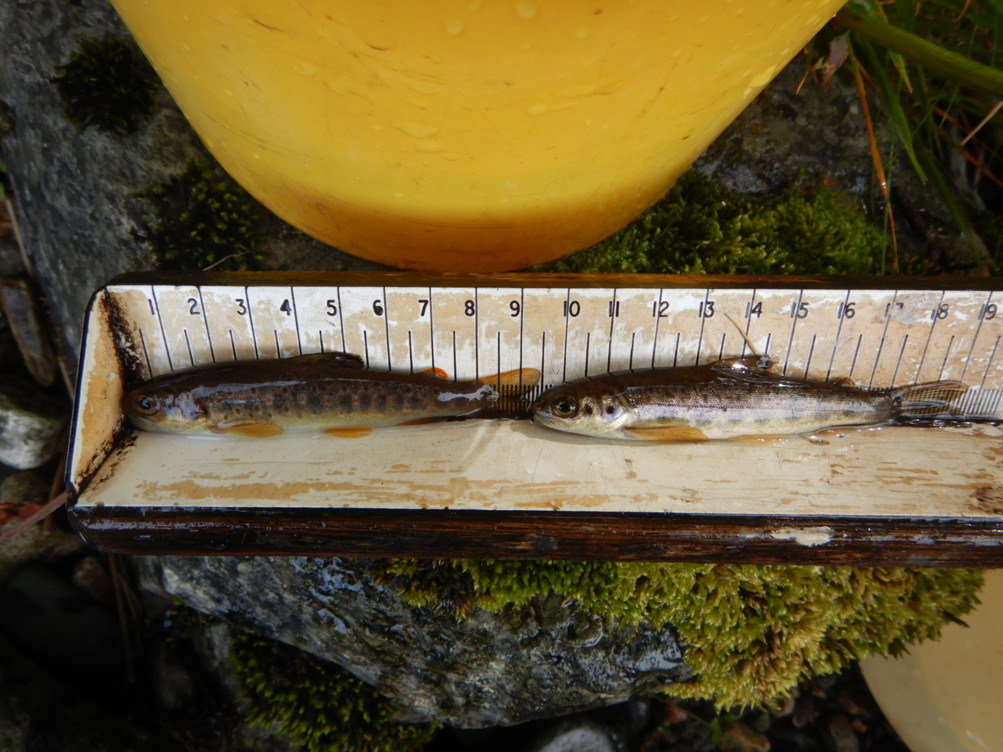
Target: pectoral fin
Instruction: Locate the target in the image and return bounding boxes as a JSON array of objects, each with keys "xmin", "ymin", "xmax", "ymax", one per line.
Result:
[
  {"xmin": 211, "ymin": 421, "xmax": 284, "ymax": 438},
  {"xmin": 622, "ymin": 426, "xmax": 709, "ymax": 442},
  {"xmin": 324, "ymin": 427, "xmax": 373, "ymax": 438}
]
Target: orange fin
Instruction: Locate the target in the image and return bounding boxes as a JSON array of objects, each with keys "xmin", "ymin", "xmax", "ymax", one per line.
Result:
[
  {"xmin": 324, "ymin": 427, "xmax": 373, "ymax": 438},
  {"xmin": 478, "ymin": 367, "xmax": 542, "ymax": 388},
  {"xmin": 420, "ymin": 366, "xmax": 449, "ymax": 380},
  {"xmin": 212, "ymin": 421, "xmax": 284, "ymax": 438},
  {"xmin": 732, "ymin": 434, "xmax": 790, "ymax": 446},
  {"xmin": 623, "ymin": 426, "xmax": 709, "ymax": 442}
]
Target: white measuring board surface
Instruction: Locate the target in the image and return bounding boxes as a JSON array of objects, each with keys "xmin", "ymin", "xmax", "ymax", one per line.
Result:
[{"xmin": 67, "ymin": 272, "xmax": 1003, "ymax": 562}]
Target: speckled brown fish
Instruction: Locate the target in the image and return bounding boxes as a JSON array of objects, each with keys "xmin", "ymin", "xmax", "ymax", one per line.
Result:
[
  {"xmin": 531, "ymin": 355, "xmax": 969, "ymax": 441},
  {"xmin": 123, "ymin": 351, "xmax": 541, "ymax": 437}
]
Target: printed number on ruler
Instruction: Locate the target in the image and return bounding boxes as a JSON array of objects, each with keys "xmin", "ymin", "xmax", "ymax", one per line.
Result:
[{"xmin": 107, "ymin": 284, "xmax": 1002, "ymax": 414}]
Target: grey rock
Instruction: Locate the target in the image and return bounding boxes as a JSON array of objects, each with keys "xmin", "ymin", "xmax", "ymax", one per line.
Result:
[
  {"xmin": 527, "ymin": 718, "xmax": 617, "ymax": 752},
  {"xmin": 0, "ymin": 563, "xmax": 125, "ymax": 692},
  {"xmin": 0, "ymin": 469, "xmax": 48, "ymax": 505},
  {"xmin": 0, "ymin": 0, "xmax": 384, "ymax": 375},
  {"xmin": 0, "ymin": 629, "xmax": 174, "ymax": 752},
  {"xmin": 0, "ymin": 374, "xmax": 66, "ymax": 468},
  {"xmin": 139, "ymin": 555, "xmax": 691, "ymax": 728},
  {"xmin": 693, "ymin": 63, "xmax": 874, "ymax": 196},
  {"xmin": 0, "ymin": 512, "xmax": 82, "ymax": 586}
]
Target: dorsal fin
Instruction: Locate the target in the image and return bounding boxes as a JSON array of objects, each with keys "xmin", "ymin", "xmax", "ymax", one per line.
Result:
[
  {"xmin": 289, "ymin": 352, "xmax": 366, "ymax": 369},
  {"xmin": 709, "ymin": 355, "xmax": 775, "ymax": 379}
]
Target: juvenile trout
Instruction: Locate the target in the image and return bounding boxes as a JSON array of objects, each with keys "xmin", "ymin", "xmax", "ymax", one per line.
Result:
[
  {"xmin": 123, "ymin": 351, "xmax": 540, "ymax": 437},
  {"xmin": 531, "ymin": 355, "xmax": 970, "ymax": 441}
]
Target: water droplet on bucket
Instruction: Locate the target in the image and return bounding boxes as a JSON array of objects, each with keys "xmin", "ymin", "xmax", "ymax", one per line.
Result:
[{"xmin": 514, "ymin": 0, "xmax": 537, "ymax": 19}]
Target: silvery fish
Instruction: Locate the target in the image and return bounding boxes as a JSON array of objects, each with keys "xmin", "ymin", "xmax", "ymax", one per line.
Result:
[
  {"xmin": 123, "ymin": 351, "xmax": 541, "ymax": 437},
  {"xmin": 531, "ymin": 355, "xmax": 970, "ymax": 441}
]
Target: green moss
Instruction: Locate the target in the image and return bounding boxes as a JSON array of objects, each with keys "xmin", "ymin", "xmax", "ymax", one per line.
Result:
[
  {"xmin": 231, "ymin": 632, "xmax": 440, "ymax": 752},
  {"xmin": 132, "ymin": 161, "xmax": 264, "ymax": 272},
  {"xmin": 52, "ymin": 37, "xmax": 159, "ymax": 136},
  {"xmin": 537, "ymin": 172, "xmax": 884, "ymax": 275},
  {"xmin": 380, "ymin": 560, "xmax": 982, "ymax": 710}
]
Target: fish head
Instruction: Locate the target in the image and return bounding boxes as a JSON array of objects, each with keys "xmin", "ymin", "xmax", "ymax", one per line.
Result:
[
  {"xmin": 122, "ymin": 384, "xmax": 210, "ymax": 433},
  {"xmin": 531, "ymin": 382, "xmax": 633, "ymax": 437}
]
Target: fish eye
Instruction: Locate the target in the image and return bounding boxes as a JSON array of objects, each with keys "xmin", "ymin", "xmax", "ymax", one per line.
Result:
[
  {"xmin": 133, "ymin": 394, "xmax": 159, "ymax": 415},
  {"xmin": 552, "ymin": 396, "xmax": 578, "ymax": 417}
]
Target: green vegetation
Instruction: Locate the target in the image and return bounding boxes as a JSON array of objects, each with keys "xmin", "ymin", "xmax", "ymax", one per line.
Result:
[
  {"xmin": 231, "ymin": 632, "xmax": 440, "ymax": 752},
  {"xmin": 132, "ymin": 161, "xmax": 265, "ymax": 272},
  {"xmin": 52, "ymin": 37, "xmax": 159, "ymax": 136},
  {"xmin": 831, "ymin": 0, "xmax": 1002, "ymax": 269},
  {"xmin": 538, "ymin": 172, "xmax": 883, "ymax": 275},
  {"xmin": 381, "ymin": 560, "xmax": 982, "ymax": 709}
]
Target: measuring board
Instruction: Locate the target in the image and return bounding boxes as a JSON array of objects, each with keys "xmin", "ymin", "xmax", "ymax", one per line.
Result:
[{"xmin": 67, "ymin": 272, "xmax": 1003, "ymax": 565}]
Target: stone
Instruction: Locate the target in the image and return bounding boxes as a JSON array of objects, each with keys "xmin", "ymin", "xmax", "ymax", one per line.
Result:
[
  {"xmin": 0, "ymin": 0, "xmax": 383, "ymax": 376},
  {"xmin": 0, "ymin": 512, "xmax": 82, "ymax": 586},
  {"xmin": 0, "ymin": 629, "xmax": 174, "ymax": 752},
  {"xmin": 138, "ymin": 556, "xmax": 691, "ymax": 728},
  {"xmin": 526, "ymin": 718, "xmax": 617, "ymax": 752},
  {"xmin": 0, "ymin": 470, "xmax": 48, "ymax": 506},
  {"xmin": 0, "ymin": 374, "xmax": 66, "ymax": 469},
  {"xmin": 70, "ymin": 554, "xmax": 114, "ymax": 605},
  {"xmin": 0, "ymin": 563, "xmax": 125, "ymax": 692}
]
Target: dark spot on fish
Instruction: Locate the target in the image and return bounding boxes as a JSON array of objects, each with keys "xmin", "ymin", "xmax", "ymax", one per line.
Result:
[
  {"xmin": 605, "ymin": 405, "xmax": 616, "ymax": 415},
  {"xmin": 234, "ymin": 408, "xmax": 242, "ymax": 415},
  {"xmin": 583, "ymin": 405, "xmax": 594, "ymax": 416}
]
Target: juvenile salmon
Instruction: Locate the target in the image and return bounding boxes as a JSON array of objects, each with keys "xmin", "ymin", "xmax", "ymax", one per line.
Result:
[
  {"xmin": 123, "ymin": 351, "xmax": 540, "ymax": 437},
  {"xmin": 531, "ymin": 355, "xmax": 970, "ymax": 441}
]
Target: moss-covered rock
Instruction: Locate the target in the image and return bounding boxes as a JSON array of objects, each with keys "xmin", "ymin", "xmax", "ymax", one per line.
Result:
[
  {"xmin": 131, "ymin": 161, "xmax": 264, "ymax": 272},
  {"xmin": 52, "ymin": 37, "xmax": 158, "ymax": 136},
  {"xmin": 230, "ymin": 632, "xmax": 439, "ymax": 752},
  {"xmin": 538, "ymin": 172, "xmax": 883, "ymax": 275},
  {"xmin": 381, "ymin": 560, "xmax": 982, "ymax": 709}
]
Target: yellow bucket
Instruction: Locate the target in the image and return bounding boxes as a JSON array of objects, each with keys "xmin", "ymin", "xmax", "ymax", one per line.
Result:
[{"xmin": 112, "ymin": 1, "xmax": 845, "ymax": 271}]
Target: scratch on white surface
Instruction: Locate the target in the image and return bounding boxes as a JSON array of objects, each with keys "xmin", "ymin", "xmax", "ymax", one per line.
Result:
[{"xmin": 771, "ymin": 526, "xmax": 834, "ymax": 547}]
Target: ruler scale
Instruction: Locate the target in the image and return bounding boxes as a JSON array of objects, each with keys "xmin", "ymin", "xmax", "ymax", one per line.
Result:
[
  {"xmin": 106, "ymin": 280, "xmax": 1003, "ymax": 415},
  {"xmin": 68, "ymin": 273, "xmax": 1003, "ymax": 564}
]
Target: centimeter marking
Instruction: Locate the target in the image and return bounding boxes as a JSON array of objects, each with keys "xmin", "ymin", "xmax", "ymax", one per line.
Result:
[{"xmin": 113, "ymin": 283, "xmax": 1003, "ymax": 418}]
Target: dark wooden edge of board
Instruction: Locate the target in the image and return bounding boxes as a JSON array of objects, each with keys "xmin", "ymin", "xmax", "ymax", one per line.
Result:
[
  {"xmin": 106, "ymin": 271, "xmax": 1003, "ymax": 291},
  {"xmin": 67, "ymin": 505, "xmax": 1003, "ymax": 567}
]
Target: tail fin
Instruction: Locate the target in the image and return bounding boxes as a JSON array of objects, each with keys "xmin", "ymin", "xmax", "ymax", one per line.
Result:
[
  {"xmin": 894, "ymin": 380, "xmax": 969, "ymax": 422},
  {"xmin": 477, "ymin": 367, "xmax": 542, "ymax": 392},
  {"xmin": 477, "ymin": 368, "xmax": 543, "ymax": 417}
]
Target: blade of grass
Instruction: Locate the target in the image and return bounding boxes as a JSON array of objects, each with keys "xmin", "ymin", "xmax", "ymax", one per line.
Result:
[
  {"xmin": 837, "ymin": 4, "xmax": 1003, "ymax": 98},
  {"xmin": 851, "ymin": 55, "xmax": 899, "ymax": 273},
  {"xmin": 851, "ymin": 36, "xmax": 927, "ymax": 182}
]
